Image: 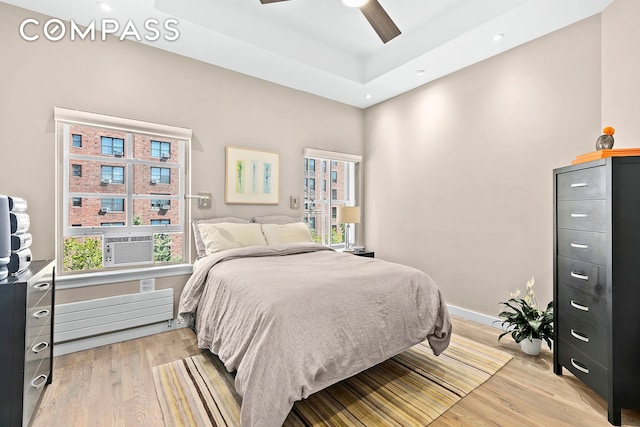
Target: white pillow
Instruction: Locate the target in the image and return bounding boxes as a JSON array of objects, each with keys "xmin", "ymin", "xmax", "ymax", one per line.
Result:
[
  {"xmin": 192, "ymin": 216, "xmax": 249, "ymax": 258},
  {"xmin": 261, "ymin": 223, "xmax": 314, "ymax": 245},
  {"xmin": 198, "ymin": 222, "xmax": 266, "ymax": 255}
]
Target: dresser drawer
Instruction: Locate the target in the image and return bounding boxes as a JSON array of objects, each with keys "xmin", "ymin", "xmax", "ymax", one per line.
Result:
[
  {"xmin": 558, "ymin": 338, "xmax": 607, "ymax": 399},
  {"xmin": 557, "ymin": 229, "xmax": 606, "ymax": 266},
  {"xmin": 558, "ymin": 311, "xmax": 607, "ymax": 365},
  {"xmin": 558, "ymin": 284, "xmax": 608, "ymax": 332},
  {"xmin": 557, "ymin": 166, "xmax": 606, "ymax": 201},
  {"xmin": 26, "ymin": 290, "xmax": 52, "ymax": 344},
  {"xmin": 557, "ymin": 256, "xmax": 608, "ymax": 298},
  {"xmin": 557, "ymin": 200, "xmax": 606, "ymax": 232},
  {"xmin": 26, "ymin": 270, "xmax": 54, "ymax": 311},
  {"xmin": 24, "ymin": 328, "xmax": 51, "ymax": 384},
  {"xmin": 23, "ymin": 357, "xmax": 50, "ymax": 426}
]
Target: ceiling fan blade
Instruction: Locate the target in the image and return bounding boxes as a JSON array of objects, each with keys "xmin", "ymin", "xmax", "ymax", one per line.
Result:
[
  {"xmin": 260, "ymin": 0, "xmax": 290, "ymax": 3},
  {"xmin": 359, "ymin": 0, "xmax": 401, "ymax": 43}
]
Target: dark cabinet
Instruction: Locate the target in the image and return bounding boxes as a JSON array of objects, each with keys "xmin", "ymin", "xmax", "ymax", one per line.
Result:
[
  {"xmin": 0, "ymin": 260, "xmax": 55, "ymax": 427},
  {"xmin": 553, "ymin": 158, "xmax": 640, "ymax": 425}
]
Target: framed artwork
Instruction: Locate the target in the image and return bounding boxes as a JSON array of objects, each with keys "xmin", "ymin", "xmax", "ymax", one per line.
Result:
[{"xmin": 225, "ymin": 146, "xmax": 280, "ymax": 204}]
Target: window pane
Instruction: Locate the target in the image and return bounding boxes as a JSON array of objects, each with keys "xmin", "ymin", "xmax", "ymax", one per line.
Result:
[
  {"xmin": 60, "ymin": 118, "xmax": 188, "ymax": 273},
  {"xmin": 304, "ymin": 154, "xmax": 356, "ymax": 248}
]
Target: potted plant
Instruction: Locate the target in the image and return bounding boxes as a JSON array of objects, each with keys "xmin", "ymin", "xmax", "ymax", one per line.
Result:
[{"xmin": 495, "ymin": 277, "xmax": 553, "ymax": 355}]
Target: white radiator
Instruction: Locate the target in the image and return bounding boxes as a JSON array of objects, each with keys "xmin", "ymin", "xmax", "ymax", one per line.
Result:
[{"xmin": 54, "ymin": 289, "xmax": 174, "ymax": 343}]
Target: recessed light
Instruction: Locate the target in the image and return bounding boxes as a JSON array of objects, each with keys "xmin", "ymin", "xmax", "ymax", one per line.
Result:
[
  {"xmin": 364, "ymin": 93, "xmax": 372, "ymax": 100},
  {"xmin": 493, "ymin": 33, "xmax": 505, "ymax": 42},
  {"xmin": 97, "ymin": 2, "xmax": 112, "ymax": 12},
  {"xmin": 416, "ymin": 69, "xmax": 425, "ymax": 76}
]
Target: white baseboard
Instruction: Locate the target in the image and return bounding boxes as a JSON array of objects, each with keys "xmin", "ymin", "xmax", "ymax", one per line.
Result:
[
  {"xmin": 53, "ymin": 319, "xmax": 189, "ymax": 357},
  {"xmin": 447, "ymin": 304, "xmax": 501, "ymax": 329}
]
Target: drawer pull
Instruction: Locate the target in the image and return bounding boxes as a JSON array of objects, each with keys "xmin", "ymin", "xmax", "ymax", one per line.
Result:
[
  {"xmin": 570, "ymin": 300, "xmax": 589, "ymax": 312},
  {"xmin": 570, "ymin": 182, "xmax": 588, "ymax": 188},
  {"xmin": 570, "ymin": 271, "xmax": 589, "ymax": 281},
  {"xmin": 33, "ymin": 282, "xmax": 51, "ymax": 292},
  {"xmin": 570, "ymin": 358, "xmax": 590, "ymax": 374},
  {"xmin": 33, "ymin": 309, "xmax": 50, "ymax": 319},
  {"xmin": 32, "ymin": 341, "xmax": 49, "ymax": 353},
  {"xmin": 570, "ymin": 242, "xmax": 589, "ymax": 249},
  {"xmin": 570, "ymin": 329, "xmax": 590, "ymax": 343},
  {"xmin": 31, "ymin": 374, "xmax": 48, "ymax": 390},
  {"xmin": 570, "ymin": 213, "xmax": 588, "ymax": 218}
]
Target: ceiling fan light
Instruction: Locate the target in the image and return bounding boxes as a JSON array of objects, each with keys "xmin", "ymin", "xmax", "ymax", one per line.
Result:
[{"xmin": 341, "ymin": 0, "xmax": 369, "ymax": 8}]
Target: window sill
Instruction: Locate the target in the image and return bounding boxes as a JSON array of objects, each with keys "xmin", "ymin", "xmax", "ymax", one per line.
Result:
[{"xmin": 56, "ymin": 263, "xmax": 194, "ymax": 290}]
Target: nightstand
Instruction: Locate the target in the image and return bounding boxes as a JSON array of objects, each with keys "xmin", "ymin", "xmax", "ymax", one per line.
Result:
[{"xmin": 349, "ymin": 251, "xmax": 374, "ymax": 258}]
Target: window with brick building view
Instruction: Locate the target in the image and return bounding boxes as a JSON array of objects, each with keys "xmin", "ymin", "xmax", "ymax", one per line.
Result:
[
  {"xmin": 59, "ymin": 118, "xmax": 189, "ymax": 273},
  {"xmin": 303, "ymin": 154, "xmax": 358, "ymax": 247}
]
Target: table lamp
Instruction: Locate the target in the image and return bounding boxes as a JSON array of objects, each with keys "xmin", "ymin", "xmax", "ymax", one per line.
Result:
[{"xmin": 337, "ymin": 205, "xmax": 360, "ymax": 251}]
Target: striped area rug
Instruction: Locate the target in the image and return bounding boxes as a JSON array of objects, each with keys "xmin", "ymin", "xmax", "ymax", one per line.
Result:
[{"xmin": 153, "ymin": 334, "xmax": 512, "ymax": 426}]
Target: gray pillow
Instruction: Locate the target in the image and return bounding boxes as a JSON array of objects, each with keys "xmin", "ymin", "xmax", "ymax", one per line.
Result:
[{"xmin": 193, "ymin": 216, "xmax": 249, "ymax": 258}]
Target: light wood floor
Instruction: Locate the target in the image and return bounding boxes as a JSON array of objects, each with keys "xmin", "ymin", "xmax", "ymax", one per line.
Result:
[{"xmin": 32, "ymin": 316, "xmax": 640, "ymax": 426}]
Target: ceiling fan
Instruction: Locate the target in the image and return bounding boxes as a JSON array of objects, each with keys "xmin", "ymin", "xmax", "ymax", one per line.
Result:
[{"xmin": 259, "ymin": 0, "xmax": 401, "ymax": 43}]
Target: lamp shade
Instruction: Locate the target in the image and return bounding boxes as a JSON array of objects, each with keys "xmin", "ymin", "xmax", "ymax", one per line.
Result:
[{"xmin": 337, "ymin": 206, "xmax": 361, "ymax": 224}]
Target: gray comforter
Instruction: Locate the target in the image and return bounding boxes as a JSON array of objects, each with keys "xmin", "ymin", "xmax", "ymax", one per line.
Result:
[{"xmin": 178, "ymin": 242, "xmax": 451, "ymax": 427}]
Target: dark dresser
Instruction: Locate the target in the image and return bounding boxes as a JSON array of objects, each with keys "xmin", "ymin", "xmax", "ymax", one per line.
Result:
[
  {"xmin": 553, "ymin": 157, "xmax": 640, "ymax": 425},
  {"xmin": 0, "ymin": 260, "xmax": 55, "ymax": 427}
]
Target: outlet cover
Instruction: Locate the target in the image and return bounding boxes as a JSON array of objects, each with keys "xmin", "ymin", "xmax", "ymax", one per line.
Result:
[
  {"xmin": 290, "ymin": 195, "xmax": 300, "ymax": 209},
  {"xmin": 140, "ymin": 278, "xmax": 155, "ymax": 293}
]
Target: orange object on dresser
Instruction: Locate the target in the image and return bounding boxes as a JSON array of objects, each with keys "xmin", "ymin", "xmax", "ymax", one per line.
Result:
[{"xmin": 571, "ymin": 148, "xmax": 640, "ymax": 165}]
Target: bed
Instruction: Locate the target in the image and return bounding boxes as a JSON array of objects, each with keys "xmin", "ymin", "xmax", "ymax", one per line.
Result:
[{"xmin": 178, "ymin": 219, "xmax": 451, "ymax": 427}]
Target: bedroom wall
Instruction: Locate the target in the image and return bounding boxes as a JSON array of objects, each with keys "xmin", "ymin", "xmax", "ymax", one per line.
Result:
[
  {"xmin": 601, "ymin": 0, "xmax": 640, "ymax": 145},
  {"xmin": 0, "ymin": 3, "xmax": 363, "ymax": 305},
  {"xmin": 363, "ymin": 15, "xmax": 603, "ymax": 319}
]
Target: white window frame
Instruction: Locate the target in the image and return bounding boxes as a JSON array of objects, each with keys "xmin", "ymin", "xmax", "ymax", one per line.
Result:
[
  {"xmin": 54, "ymin": 107, "xmax": 193, "ymax": 287},
  {"xmin": 303, "ymin": 148, "xmax": 362, "ymax": 249}
]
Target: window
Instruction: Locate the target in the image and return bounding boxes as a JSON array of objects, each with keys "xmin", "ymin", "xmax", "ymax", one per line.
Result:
[
  {"xmin": 55, "ymin": 107, "xmax": 192, "ymax": 275},
  {"xmin": 72, "ymin": 134, "xmax": 82, "ymax": 147},
  {"xmin": 303, "ymin": 148, "xmax": 360, "ymax": 248},
  {"xmin": 151, "ymin": 140, "xmax": 171, "ymax": 159},
  {"xmin": 101, "ymin": 198, "xmax": 124, "ymax": 212},
  {"xmin": 308, "ymin": 159, "xmax": 315, "ymax": 172},
  {"xmin": 101, "ymin": 136, "xmax": 125, "ymax": 156},
  {"xmin": 151, "ymin": 199, "xmax": 171, "ymax": 210},
  {"xmin": 101, "ymin": 165, "xmax": 124, "ymax": 184},
  {"xmin": 150, "ymin": 167, "xmax": 170, "ymax": 184}
]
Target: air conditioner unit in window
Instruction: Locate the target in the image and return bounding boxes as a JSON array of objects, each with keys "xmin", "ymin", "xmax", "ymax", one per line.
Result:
[
  {"xmin": 101, "ymin": 178, "xmax": 111, "ymax": 185},
  {"xmin": 103, "ymin": 235, "xmax": 154, "ymax": 267},
  {"xmin": 100, "ymin": 207, "xmax": 110, "ymax": 213},
  {"xmin": 160, "ymin": 154, "xmax": 170, "ymax": 160},
  {"xmin": 150, "ymin": 179, "xmax": 159, "ymax": 185},
  {"xmin": 160, "ymin": 204, "xmax": 171, "ymax": 210},
  {"xmin": 113, "ymin": 151, "xmax": 123, "ymax": 157}
]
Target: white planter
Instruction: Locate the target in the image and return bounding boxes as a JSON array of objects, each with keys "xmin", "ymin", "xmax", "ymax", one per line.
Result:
[{"xmin": 520, "ymin": 338, "xmax": 542, "ymax": 356}]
